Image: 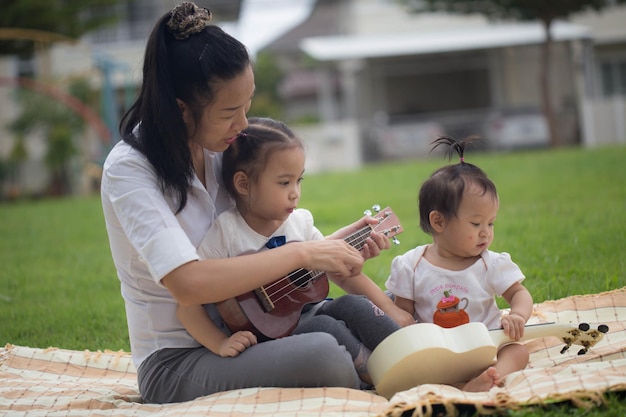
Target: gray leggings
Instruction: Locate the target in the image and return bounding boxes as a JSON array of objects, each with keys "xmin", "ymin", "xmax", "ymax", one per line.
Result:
[
  {"xmin": 137, "ymin": 294, "xmax": 398, "ymax": 404},
  {"xmin": 138, "ymin": 332, "xmax": 359, "ymax": 404},
  {"xmin": 295, "ymin": 294, "xmax": 401, "ymax": 360}
]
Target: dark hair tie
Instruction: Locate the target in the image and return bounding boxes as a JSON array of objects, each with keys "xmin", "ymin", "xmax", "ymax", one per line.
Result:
[{"xmin": 166, "ymin": 2, "xmax": 212, "ymax": 40}]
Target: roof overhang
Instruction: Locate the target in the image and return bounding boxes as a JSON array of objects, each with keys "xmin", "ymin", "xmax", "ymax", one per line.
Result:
[{"xmin": 300, "ymin": 22, "xmax": 592, "ymax": 61}]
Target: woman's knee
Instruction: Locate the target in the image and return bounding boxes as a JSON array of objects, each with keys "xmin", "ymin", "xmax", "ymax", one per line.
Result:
[{"xmin": 289, "ymin": 332, "xmax": 359, "ymax": 388}]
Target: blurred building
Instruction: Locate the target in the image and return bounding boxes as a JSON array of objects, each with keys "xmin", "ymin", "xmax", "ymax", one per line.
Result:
[
  {"xmin": 1, "ymin": 0, "xmax": 625, "ymax": 196},
  {"xmin": 263, "ymin": 0, "xmax": 626, "ymax": 161}
]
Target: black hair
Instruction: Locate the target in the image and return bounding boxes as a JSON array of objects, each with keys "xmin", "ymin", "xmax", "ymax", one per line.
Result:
[
  {"xmin": 119, "ymin": 3, "xmax": 250, "ymax": 213},
  {"xmin": 222, "ymin": 117, "xmax": 304, "ymax": 206},
  {"xmin": 418, "ymin": 135, "xmax": 498, "ymax": 234}
]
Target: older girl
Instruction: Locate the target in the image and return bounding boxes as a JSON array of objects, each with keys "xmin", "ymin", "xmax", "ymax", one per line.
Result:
[{"xmin": 177, "ymin": 117, "xmax": 414, "ymax": 387}]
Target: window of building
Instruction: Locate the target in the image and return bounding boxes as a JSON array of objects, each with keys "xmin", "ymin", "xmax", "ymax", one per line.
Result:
[{"xmin": 601, "ymin": 59, "xmax": 626, "ymax": 96}]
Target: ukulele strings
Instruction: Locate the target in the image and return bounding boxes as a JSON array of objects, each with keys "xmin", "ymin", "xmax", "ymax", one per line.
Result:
[
  {"xmin": 260, "ymin": 224, "xmax": 374, "ymax": 303},
  {"xmin": 261, "ymin": 212, "xmax": 394, "ymax": 304}
]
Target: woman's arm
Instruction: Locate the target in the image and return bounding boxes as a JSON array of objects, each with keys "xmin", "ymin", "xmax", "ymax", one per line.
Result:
[{"xmin": 163, "ymin": 239, "xmax": 364, "ymax": 306}]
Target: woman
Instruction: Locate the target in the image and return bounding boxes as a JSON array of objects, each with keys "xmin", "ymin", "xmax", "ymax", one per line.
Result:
[{"xmin": 101, "ymin": 2, "xmax": 390, "ymax": 404}]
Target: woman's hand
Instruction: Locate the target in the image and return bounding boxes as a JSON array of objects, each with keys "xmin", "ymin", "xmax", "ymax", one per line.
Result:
[
  {"xmin": 327, "ymin": 214, "xmax": 391, "ymax": 260},
  {"xmin": 301, "ymin": 240, "xmax": 364, "ymax": 278}
]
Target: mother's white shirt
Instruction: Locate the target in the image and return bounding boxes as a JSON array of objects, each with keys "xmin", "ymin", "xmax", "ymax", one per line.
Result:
[{"xmin": 101, "ymin": 140, "xmax": 233, "ymax": 368}]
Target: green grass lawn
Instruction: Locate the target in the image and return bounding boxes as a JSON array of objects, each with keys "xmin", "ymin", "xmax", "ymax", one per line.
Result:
[
  {"xmin": 303, "ymin": 145, "xmax": 625, "ymax": 303},
  {"xmin": 1, "ymin": 144, "xmax": 624, "ymax": 416}
]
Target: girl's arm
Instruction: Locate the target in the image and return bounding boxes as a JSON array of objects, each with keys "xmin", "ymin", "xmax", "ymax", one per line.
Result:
[
  {"xmin": 332, "ymin": 273, "xmax": 415, "ymax": 327},
  {"xmin": 176, "ymin": 304, "xmax": 257, "ymax": 357},
  {"xmin": 393, "ymin": 295, "xmax": 416, "ymax": 319}
]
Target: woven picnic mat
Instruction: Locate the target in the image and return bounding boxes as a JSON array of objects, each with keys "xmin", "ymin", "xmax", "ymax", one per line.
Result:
[
  {"xmin": 0, "ymin": 343, "xmax": 387, "ymax": 417},
  {"xmin": 383, "ymin": 287, "xmax": 626, "ymax": 416},
  {"xmin": 1, "ymin": 288, "xmax": 624, "ymax": 417}
]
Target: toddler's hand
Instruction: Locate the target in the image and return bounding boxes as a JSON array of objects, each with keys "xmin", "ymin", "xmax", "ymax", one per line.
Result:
[{"xmin": 501, "ymin": 312, "xmax": 526, "ymax": 341}]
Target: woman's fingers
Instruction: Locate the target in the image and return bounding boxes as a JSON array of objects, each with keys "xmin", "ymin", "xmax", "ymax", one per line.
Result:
[{"xmin": 306, "ymin": 240, "xmax": 364, "ymax": 277}]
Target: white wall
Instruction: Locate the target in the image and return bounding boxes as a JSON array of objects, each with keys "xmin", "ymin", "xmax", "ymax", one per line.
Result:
[
  {"xmin": 581, "ymin": 96, "xmax": 626, "ymax": 147},
  {"xmin": 295, "ymin": 120, "xmax": 362, "ymax": 173}
]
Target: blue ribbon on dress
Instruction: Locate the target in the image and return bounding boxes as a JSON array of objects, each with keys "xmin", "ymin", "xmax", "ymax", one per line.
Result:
[{"xmin": 266, "ymin": 235, "xmax": 286, "ymax": 249}]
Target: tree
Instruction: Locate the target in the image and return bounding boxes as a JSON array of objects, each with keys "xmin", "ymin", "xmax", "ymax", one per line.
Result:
[
  {"xmin": 8, "ymin": 78, "xmax": 98, "ymax": 196},
  {"xmin": 0, "ymin": 0, "xmax": 123, "ymax": 56},
  {"xmin": 0, "ymin": 0, "xmax": 122, "ymax": 196},
  {"xmin": 408, "ymin": 0, "xmax": 626, "ymax": 147},
  {"xmin": 248, "ymin": 51, "xmax": 285, "ymax": 120},
  {"xmin": 4, "ymin": 135, "xmax": 28, "ymax": 199}
]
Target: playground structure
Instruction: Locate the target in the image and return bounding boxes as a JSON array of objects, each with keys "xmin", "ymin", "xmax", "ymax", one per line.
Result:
[
  {"xmin": 0, "ymin": 28, "xmax": 135, "ymax": 146},
  {"xmin": 0, "ymin": 28, "xmax": 133, "ymax": 197},
  {"xmin": 0, "ymin": 76, "xmax": 112, "ymax": 145}
]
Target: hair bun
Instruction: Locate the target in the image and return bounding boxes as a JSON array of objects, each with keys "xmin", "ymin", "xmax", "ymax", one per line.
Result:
[{"xmin": 166, "ymin": 2, "xmax": 212, "ymax": 40}]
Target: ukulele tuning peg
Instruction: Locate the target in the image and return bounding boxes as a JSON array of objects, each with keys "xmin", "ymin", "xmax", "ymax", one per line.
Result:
[
  {"xmin": 392, "ymin": 236, "xmax": 400, "ymax": 245},
  {"xmin": 363, "ymin": 209, "xmax": 372, "ymax": 216},
  {"xmin": 372, "ymin": 204, "xmax": 381, "ymax": 213}
]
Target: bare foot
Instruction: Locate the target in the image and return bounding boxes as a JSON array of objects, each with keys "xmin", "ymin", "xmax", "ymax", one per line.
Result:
[{"xmin": 462, "ymin": 367, "xmax": 500, "ymax": 392}]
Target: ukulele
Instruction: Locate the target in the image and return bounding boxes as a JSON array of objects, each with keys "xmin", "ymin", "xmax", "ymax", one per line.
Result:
[
  {"xmin": 368, "ymin": 321, "xmax": 609, "ymax": 399},
  {"xmin": 216, "ymin": 205, "xmax": 403, "ymax": 340}
]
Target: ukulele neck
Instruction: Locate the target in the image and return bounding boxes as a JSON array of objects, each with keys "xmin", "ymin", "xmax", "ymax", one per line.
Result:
[
  {"xmin": 489, "ymin": 322, "xmax": 565, "ymax": 346},
  {"xmin": 343, "ymin": 225, "xmax": 372, "ymax": 251}
]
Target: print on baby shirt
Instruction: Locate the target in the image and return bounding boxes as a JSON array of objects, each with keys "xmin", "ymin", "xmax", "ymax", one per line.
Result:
[{"xmin": 433, "ymin": 289, "xmax": 469, "ymax": 328}]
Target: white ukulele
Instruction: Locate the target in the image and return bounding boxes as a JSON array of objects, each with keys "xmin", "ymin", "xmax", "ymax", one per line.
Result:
[{"xmin": 368, "ymin": 321, "xmax": 609, "ymax": 399}]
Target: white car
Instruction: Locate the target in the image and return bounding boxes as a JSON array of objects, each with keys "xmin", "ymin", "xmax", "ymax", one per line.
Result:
[
  {"xmin": 483, "ymin": 108, "xmax": 549, "ymax": 149},
  {"xmin": 375, "ymin": 121, "xmax": 446, "ymax": 159}
]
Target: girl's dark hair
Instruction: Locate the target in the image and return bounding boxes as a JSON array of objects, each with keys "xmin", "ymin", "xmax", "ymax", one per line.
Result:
[
  {"xmin": 419, "ymin": 135, "xmax": 497, "ymax": 234},
  {"xmin": 119, "ymin": 3, "xmax": 250, "ymax": 213},
  {"xmin": 222, "ymin": 117, "xmax": 304, "ymax": 204}
]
